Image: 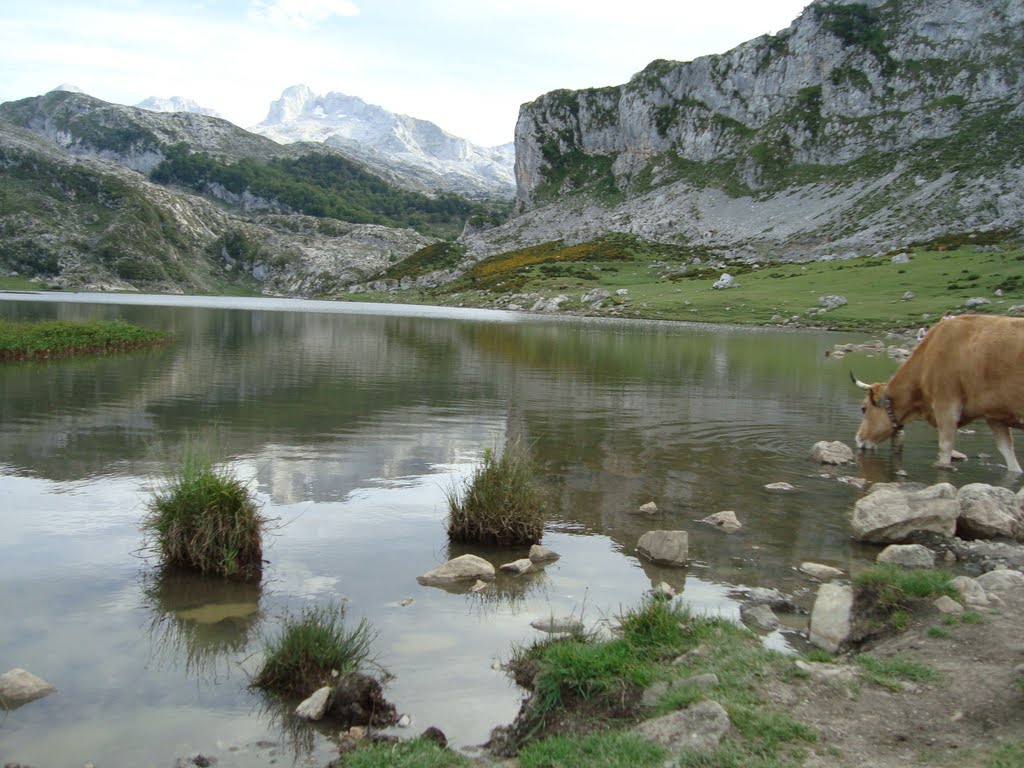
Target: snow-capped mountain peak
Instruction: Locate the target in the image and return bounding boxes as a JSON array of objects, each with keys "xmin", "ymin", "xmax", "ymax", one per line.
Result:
[
  {"xmin": 251, "ymin": 85, "xmax": 514, "ymax": 200},
  {"xmin": 135, "ymin": 96, "xmax": 222, "ymax": 118}
]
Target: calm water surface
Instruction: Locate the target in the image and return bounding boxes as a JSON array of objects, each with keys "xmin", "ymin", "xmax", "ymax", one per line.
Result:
[{"xmin": 0, "ymin": 292, "xmax": 1016, "ymax": 767}]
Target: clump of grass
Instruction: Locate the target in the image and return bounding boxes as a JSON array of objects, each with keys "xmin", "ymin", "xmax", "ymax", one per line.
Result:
[
  {"xmin": 343, "ymin": 738, "xmax": 470, "ymax": 768},
  {"xmin": 853, "ymin": 564, "xmax": 959, "ymax": 610},
  {"xmin": 446, "ymin": 440, "xmax": 546, "ymax": 545},
  {"xmin": 855, "ymin": 653, "xmax": 940, "ymax": 691},
  {"xmin": 251, "ymin": 602, "xmax": 376, "ymax": 698},
  {"xmin": 0, "ymin": 318, "xmax": 171, "ymax": 361},
  {"xmin": 518, "ymin": 731, "xmax": 666, "ymax": 768},
  {"xmin": 143, "ymin": 445, "xmax": 267, "ymax": 581}
]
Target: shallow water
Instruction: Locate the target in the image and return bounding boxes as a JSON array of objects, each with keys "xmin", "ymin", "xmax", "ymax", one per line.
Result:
[{"xmin": 0, "ymin": 292, "xmax": 1016, "ymax": 766}]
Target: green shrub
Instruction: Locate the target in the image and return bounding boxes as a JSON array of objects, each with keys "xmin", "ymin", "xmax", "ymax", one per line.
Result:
[
  {"xmin": 143, "ymin": 446, "xmax": 267, "ymax": 581},
  {"xmin": 251, "ymin": 602, "xmax": 376, "ymax": 698},
  {"xmin": 446, "ymin": 440, "xmax": 546, "ymax": 545}
]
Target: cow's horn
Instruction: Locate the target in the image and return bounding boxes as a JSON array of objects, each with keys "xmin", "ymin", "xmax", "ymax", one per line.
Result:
[{"xmin": 849, "ymin": 371, "xmax": 872, "ymax": 390}]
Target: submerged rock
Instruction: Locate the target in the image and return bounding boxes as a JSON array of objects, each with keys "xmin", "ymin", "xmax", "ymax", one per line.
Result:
[{"xmin": 294, "ymin": 686, "xmax": 332, "ymax": 721}]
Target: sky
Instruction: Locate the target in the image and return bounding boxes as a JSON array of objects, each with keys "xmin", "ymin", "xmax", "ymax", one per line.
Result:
[{"xmin": 1, "ymin": 0, "xmax": 811, "ymax": 147}]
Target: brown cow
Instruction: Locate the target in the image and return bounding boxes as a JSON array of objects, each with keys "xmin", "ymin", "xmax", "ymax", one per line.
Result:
[{"xmin": 852, "ymin": 314, "xmax": 1024, "ymax": 472}]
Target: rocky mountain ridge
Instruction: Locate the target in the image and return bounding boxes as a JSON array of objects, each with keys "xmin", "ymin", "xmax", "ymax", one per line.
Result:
[
  {"xmin": 463, "ymin": 0, "xmax": 1024, "ymax": 263},
  {"xmin": 250, "ymin": 85, "xmax": 515, "ymax": 200},
  {"xmin": 0, "ymin": 93, "xmax": 439, "ymax": 295}
]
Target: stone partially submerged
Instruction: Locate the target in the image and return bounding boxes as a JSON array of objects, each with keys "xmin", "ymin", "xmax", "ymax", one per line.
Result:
[
  {"xmin": 957, "ymin": 483, "xmax": 1022, "ymax": 540},
  {"xmin": 636, "ymin": 530, "xmax": 689, "ymax": 566},
  {"xmin": 810, "ymin": 441, "xmax": 855, "ymax": 465},
  {"xmin": 0, "ymin": 667, "xmax": 56, "ymax": 707},
  {"xmin": 417, "ymin": 554, "xmax": 495, "ymax": 587}
]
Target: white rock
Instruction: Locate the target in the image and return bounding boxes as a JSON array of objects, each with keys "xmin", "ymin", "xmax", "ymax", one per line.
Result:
[
  {"xmin": 417, "ymin": 554, "xmax": 495, "ymax": 586},
  {"xmin": 649, "ymin": 581, "xmax": 677, "ymax": 599},
  {"xmin": 294, "ymin": 686, "xmax": 332, "ymax": 720},
  {"xmin": 800, "ymin": 562, "xmax": 845, "ymax": 581},
  {"xmin": 528, "ymin": 544, "xmax": 560, "ymax": 562},
  {"xmin": 876, "ymin": 544, "xmax": 936, "ymax": 568},
  {"xmin": 851, "ymin": 483, "xmax": 959, "ymax": 543},
  {"xmin": 740, "ymin": 603, "xmax": 780, "ymax": 631},
  {"xmin": 712, "ymin": 273, "xmax": 734, "ymax": 289},
  {"xmin": 957, "ymin": 483, "xmax": 1022, "ymax": 539},
  {"xmin": 701, "ymin": 511, "xmax": 742, "ymax": 531},
  {"xmin": 933, "ymin": 595, "xmax": 964, "ymax": 615},
  {"xmin": 810, "ymin": 441, "xmax": 855, "ymax": 465},
  {"xmin": 636, "ymin": 501, "xmax": 659, "ymax": 514},
  {"xmin": 397, "ymin": 713, "xmax": 412, "ymax": 727},
  {"xmin": 764, "ymin": 482, "xmax": 796, "ymax": 492},
  {"xmin": 632, "ymin": 700, "xmax": 731, "ymax": 751},
  {"xmin": 975, "ymin": 569, "xmax": 1024, "ymax": 593},
  {"xmin": 809, "ymin": 583, "xmax": 854, "ymax": 653},
  {"xmin": 0, "ymin": 668, "xmax": 56, "ymax": 705},
  {"xmin": 949, "ymin": 576, "xmax": 989, "ymax": 607},
  {"xmin": 636, "ymin": 530, "xmax": 689, "ymax": 566},
  {"xmin": 499, "ymin": 558, "xmax": 533, "ymax": 575}
]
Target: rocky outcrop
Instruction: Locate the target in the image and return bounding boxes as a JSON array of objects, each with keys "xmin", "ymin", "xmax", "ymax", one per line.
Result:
[
  {"xmin": 465, "ymin": 0, "xmax": 1024, "ymax": 262},
  {"xmin": 636, "ymin": 530, "xmax": 689, "ymax": 566}
]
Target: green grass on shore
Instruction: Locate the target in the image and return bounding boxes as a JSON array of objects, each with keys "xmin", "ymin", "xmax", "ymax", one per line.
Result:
[
  {"xmin": 339, "ymin": 234, "xmax": 1024, "ymax": 333},
  {"xmin": 0, "ymin": 318, "xmax": 172, "ymax": 361}
]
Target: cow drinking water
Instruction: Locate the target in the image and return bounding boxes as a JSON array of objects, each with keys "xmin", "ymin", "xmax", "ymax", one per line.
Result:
[{"xmin": 851, "ymin": 314, "xmax": 1024, "ymax": 472}]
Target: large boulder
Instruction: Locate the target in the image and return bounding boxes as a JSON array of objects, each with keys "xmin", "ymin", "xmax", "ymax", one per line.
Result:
[
  {"xmin": 957, "ymin": 483, "xmax": 1022, "ymax": 540},
  {"xmin": 636, "ymin": 530, "xmax": 689, "ymax": 566},
  {"xmin": 851, "ymin": 483, "xmax": 958, "ymax": 543},
  {"xmin": 417, "ymin": 554, "xmax": 495, "ymax": 586}
]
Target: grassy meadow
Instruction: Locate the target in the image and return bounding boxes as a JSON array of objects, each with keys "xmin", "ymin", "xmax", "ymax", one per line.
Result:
[{"xmin": 348, "ymin": 233, "xmax": 1024, "ymax": 333}]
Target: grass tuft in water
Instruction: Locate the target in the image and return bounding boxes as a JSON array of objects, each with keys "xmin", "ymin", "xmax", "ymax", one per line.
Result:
[
  {"xmin": 251, "ymin": 602, "xmax": 376, "ymax": 698},
  {"xmin": 143, "ymin": 442, "xmax": 267, "ymax": 581},
  {"xmin": 446, "ymin": 439, "xmax": 546, "ymax": 545},
  {"xmin": 0, "ymin": 318, "xmax": 171, "ymax": 361}
]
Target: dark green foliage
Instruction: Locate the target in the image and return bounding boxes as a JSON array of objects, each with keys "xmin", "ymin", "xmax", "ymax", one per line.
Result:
[
  {"xmin": 814, "ymin": 2, "xmax": 893, "ymax": 70},
  {"xmin": 143, "ymin": 448, "xmax": 267, "ymax": 581},
  {"xmin": 150, "ymin": 145, "xmax": 479, "ymax": 238},
  {"xmin": 251, "ymin": 603, "xmax": 376, "ymax": 698},
  {"xmin": 446, "ymin": 441, "xmax": 546, "ymax": 545},
  {"xmin": 0, "ymin": 319, "xmax": 170, "ymax": 361},
  {"xmin": 378, "ymin": 241, "xmax": 467, "ymax": 282}
]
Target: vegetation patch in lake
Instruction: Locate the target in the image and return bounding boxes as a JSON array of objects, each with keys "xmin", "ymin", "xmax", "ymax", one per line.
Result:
[{"xmin": 0, "ymin": 318, "xmax": 171, "ymax": 361}]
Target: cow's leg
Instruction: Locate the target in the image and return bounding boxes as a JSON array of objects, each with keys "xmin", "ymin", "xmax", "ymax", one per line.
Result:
[
  {"xmin": 987, "ymin": 419, "xmax": 1022, "ymax": 473},
  {"xmin": 933, "ymin": 410, "xmax": 959, "ymax": 468}
]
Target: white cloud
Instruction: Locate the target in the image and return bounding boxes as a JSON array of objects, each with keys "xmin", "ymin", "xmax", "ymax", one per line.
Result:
[{"xmin": 248, "ymin": 0, "xmax": 360, "ymax": 28}]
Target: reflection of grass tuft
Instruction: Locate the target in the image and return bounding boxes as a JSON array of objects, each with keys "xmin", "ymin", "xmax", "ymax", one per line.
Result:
[
  {"xmin": 446, "ymin": 440, "xmax": 546, "ymax": 546},
  {"xmin": 143, "ymin": 439, "xmax": 267, "ymax": 581},
  {"xmin": 142, "ymin": 568, "xmax": 261, "ymax": 681},
  {"xmin": 251, "ymin": 602, "xmax": 376, "ymax": 698}
]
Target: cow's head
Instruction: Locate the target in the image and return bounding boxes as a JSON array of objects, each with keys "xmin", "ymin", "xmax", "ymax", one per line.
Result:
[{"xmin": 850, "ymin": 372, "xmax": 900, "ymax": 450}]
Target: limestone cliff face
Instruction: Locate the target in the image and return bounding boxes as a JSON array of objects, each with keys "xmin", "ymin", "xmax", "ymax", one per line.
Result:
[{"xmin": 505, "ymin": 0, "xmax": 1024, "ymax": 257}]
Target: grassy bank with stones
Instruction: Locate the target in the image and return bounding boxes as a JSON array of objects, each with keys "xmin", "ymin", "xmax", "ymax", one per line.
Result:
[{"xmin": 337, "ymin": 233, "xmax": 1024, "ymax": 334}]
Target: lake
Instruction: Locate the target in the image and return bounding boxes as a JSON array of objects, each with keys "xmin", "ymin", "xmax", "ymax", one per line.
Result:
[{"xmin": 0, "ymin": 292, "xmax": 1014, "ymax": 767}]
